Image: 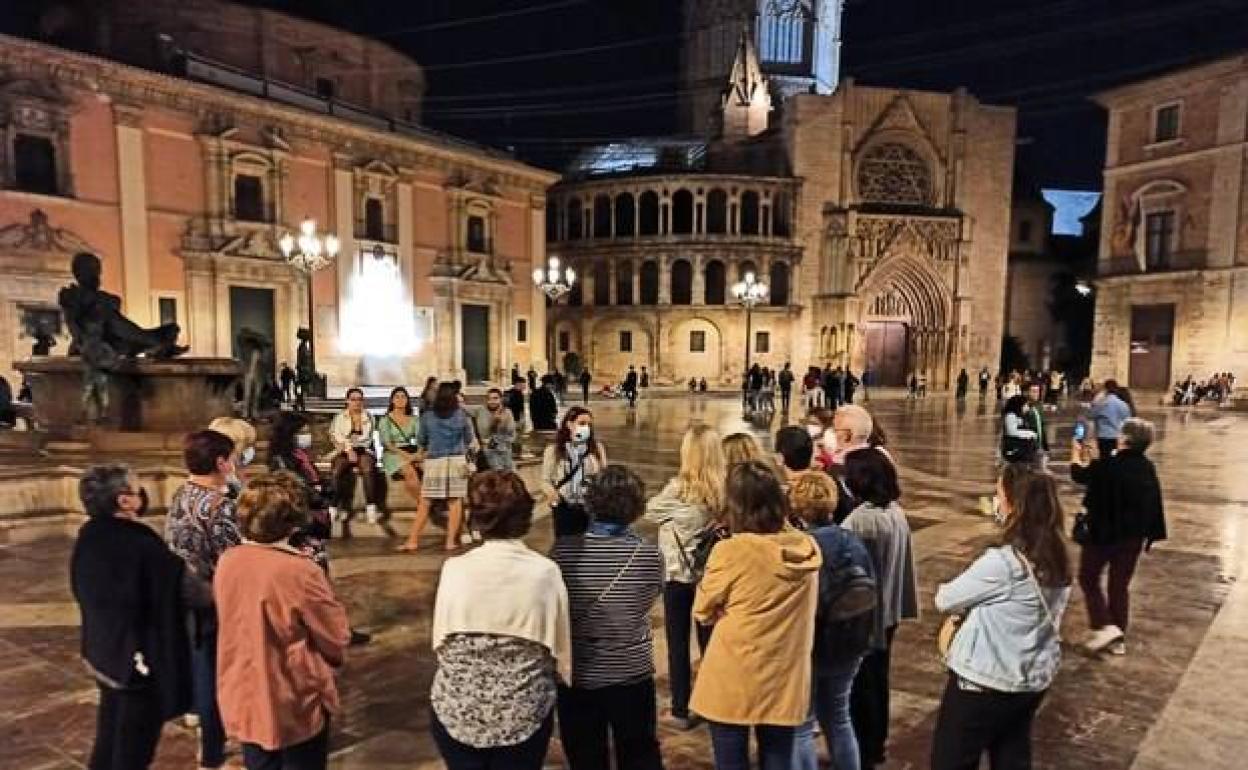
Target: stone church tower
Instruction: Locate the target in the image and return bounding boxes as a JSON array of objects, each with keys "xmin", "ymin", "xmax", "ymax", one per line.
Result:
[{"xmin": 681, "ymin": 0, "xmax": 843, "ymax": 135}]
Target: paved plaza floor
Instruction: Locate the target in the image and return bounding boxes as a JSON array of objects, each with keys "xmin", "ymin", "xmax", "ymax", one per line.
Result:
[{"xmin": 3, "ymin": 393, "xmax": 1247, "ymax": 769}]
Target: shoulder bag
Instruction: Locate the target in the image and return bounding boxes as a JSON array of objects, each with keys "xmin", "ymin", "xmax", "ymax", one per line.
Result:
[
  {"xmin": 571, "ymin": 542, "xmax": 643, "ymax": 627},
  {"xmin": 552, "ymin": 452, "xmax": 591, "ymax": 537}
]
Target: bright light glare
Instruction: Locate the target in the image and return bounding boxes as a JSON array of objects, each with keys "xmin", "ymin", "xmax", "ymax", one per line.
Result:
[{"xmin": 339, "ymin": 253, "xmax": 420, "ymax": 356}]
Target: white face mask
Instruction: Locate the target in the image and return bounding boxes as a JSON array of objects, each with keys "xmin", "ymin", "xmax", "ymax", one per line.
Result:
[
  {"xmin": 572, "ymin": 424, "xmax": 592, "ymax": 443},
  {"xmin": 240, "ymin": 446, "xmax": 256, "ymax": 466},
  {"xmin": 821, "ymin": 432, "xmax": 838, "ymax": 454},
  {"xmin": 296, "ymin": 433, "xmax": 313, "ymax": 450},
  {"xmin": 806, "ymin": 425, "xmax": 823, "ymax": 439}
]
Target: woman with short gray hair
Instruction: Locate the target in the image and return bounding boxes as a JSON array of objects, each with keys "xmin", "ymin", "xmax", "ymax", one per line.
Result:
[
  {"xmin": 71, "ymin": 463, "xmax": 209, "ymax": 770},
  {"xmin": 1070, "ymin": 416, "xmax": 1167, "ymax": 656}
]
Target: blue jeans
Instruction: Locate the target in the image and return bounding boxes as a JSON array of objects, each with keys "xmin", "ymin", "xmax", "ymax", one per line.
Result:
[
  {"xmin": 709, "ymin": 722, "xmax": 796, "ymax": 770},
  {"xmin": 793, "ymin": 657, "xmax": 863, "ymax": 770},
  {"xmin": 192, "ymin": 631, "xmax": 227, "ymax": 768}
]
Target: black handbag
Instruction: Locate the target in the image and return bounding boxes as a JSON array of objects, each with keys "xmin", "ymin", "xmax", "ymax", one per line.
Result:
[{"xmin": 551, "ymin": 453, "xmax": 590, "ymax": 538}]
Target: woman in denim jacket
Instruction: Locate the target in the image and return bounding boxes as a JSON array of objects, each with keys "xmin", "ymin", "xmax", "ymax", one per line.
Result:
[
  {"xmin": 397, "ymin": 383, "xmax": 478, "ymax": 553},
  {"xmin": 931, "ymin": 463, "xmax": 1072, "ymax": 770}
]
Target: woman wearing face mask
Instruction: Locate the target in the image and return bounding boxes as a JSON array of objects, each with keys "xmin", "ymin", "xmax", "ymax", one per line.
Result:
[
  {"xmin": 805, "ymin": 409, "xmax": 838, "ymax": 471},
  {"xmin": 931, "ymin": 464, "xmax": 1071, "ymax": 770},
  {"xmin": 73, "ymin": 463, "xmax": 211, "ymax": 770},
  {"xmin": 542, "ymin": 406, "xmax": 607, "ymax": 537},
  {"xmin": 165, "ymin": 429, "xmax": 242, "ymax": 770},
  {"xmin": 378, "ymin": 387, "xmax": 424, "ymax": 503},
  {"xmin": 207, "ymin": 417, "xmax": 258, "ymax": 498},
  {"xmin": 269, "ymin": 414, "xmax": 372, "ymax": 648}
]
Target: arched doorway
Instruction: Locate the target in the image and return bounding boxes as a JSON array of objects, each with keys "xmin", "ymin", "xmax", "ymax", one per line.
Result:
[{"xmin": 859, "ymin": 256, "xmax": 951, "ymax": 387}]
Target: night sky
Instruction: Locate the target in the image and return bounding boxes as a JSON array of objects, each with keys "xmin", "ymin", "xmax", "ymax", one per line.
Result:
[{"xmin": 10, "ymin": 0, "xmax": 1248, "ymax": 188}]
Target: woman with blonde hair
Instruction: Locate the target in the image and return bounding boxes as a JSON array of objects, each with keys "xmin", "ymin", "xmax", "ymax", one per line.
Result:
[
  {"xmin": 645, "ymin": 424, "xmax": 726, "ymax": 729},
  {"xmin": 208, "ymin": 416, "xmax": 258, "ymax": 495}
]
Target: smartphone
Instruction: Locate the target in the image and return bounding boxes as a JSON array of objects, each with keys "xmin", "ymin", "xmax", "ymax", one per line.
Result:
[{"xmin": 1073, "ymin": 422, "xmax": 1087, "ymax": 442}]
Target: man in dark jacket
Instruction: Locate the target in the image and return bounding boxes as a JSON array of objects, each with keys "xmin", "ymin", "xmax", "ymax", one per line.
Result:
[
  {"xmin": 623, "ymin": 365, "xmax": 639, "ymax": 408},
  {"xmin": 530, "ymin": 375, "xmax": 559, "ymax": 430},
  {"xmin": 1070, "ymin": 417, "xmax": 1166, "ymax": 655},
  {"xmin": 579, "ymin": 368, "xmax": 592, "ymax": 404},
  {"xmin": 778, "ymin": 362, "xmax": 795, "ymax": 412},
  {"xmin": 72, "ymin": 463, "xmax": 210, "ymax": 770}
]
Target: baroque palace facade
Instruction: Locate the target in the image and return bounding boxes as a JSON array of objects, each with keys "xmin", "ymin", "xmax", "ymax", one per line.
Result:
[
  {"xmin": 0, "ymin": 0, "xmax": 556, "ymax": 389},
  {"xmin": 1090, "ymin": 54, "xmax": 1248, "ymax": 389},
  {"xmin": 548, "ymin": 3, "xmax": 1015, "ymax": 387}
]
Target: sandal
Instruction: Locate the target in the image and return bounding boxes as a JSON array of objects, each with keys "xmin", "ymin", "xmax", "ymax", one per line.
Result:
[{"xmin": 395, "ymin": 543, "xmax": 419, "ymax": 553}]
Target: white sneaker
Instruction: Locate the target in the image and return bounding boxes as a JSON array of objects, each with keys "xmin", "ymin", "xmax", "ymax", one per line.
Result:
[
  {"xmin": 1083, "ymin": 624, "xmax": 1124, "ymax": 653},
  {"xmin": 365, "ymin": 504, "xmax": 380, "ymax": 524},
  {"xmin": 1107, "ymin": 639, "xmax": 1127, "ymax": 656}
]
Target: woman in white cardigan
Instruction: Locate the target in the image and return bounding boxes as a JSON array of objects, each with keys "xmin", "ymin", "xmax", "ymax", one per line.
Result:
[{"xmin": 430, "ymin": 470, "xmax": 571, "ymax": 770}]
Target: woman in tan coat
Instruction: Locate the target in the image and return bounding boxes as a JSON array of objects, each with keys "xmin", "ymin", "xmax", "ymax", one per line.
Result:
[{"xmin": 691, "ymin": 460, "xmax": 822, "ymax": 770}]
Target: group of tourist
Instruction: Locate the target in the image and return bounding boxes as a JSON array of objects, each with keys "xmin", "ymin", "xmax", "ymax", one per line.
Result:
[
  {"xmin": 800, "ymin": 364, "xmax": 861, "ymax": 411},
  {"xmin": 69, "ymin": 370, "xmax": 1170, "ymax": 770},
  {"xmin": 1171, "ymin": 371, "xmax": 1236, "ymax": 406}
]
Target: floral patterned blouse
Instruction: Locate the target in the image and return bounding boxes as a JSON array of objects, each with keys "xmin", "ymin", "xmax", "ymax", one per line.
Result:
[
  {"xmin": 165, "ymin": 481, "xmax": 241, "ymax": 582},
  {"xmin": 430, "ymin": 633, "xmax": 556, "ymax": 748}
]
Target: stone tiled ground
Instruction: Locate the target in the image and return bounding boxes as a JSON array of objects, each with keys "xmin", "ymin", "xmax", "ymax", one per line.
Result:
[{"xmin": 2, "ymin": 392, "xmax": 1246, "ymax": 769}]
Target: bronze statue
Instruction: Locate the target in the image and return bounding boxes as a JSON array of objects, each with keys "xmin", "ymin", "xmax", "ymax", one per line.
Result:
[
  {"xmin": 57, "ymin": 252, "xmax": 186, "ymax": 421},
  {"xmin": 31, "ymin": 329, "xmax": 56, "ymax": 356}
]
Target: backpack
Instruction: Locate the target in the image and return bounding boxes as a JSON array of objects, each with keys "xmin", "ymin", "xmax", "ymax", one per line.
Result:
[{"xmin": 813, "ymin": 529, "xmax": 877, "ymax": 664}]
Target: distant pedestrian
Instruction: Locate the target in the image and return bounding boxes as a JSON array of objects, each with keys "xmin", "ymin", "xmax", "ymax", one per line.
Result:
[
  {"xmin": 579, "ymin": 368, "xmax": 592, "ymax": 404},
  {"xmin": 979, "ymin": 367, "xmax": 991, "ymax": 399},
  {"xmin": 279, "ymin": 362, "xmax": 295, "ymax": 403},
  {"xmin": 956, "ymin": 369, "xmax": 969, "ymax": 400},
  {"xmin": 778, "ymin": 362, "xmax": 795, "ymax": 412},
  {"xmin": 1089, "ymin": 380, "xmax": 1133, "ymax": 460},
  {"xmin": 532, "ymin": 376, "xmax": 560, "ymax": 431},
  {"xmin": 624, "ymin": 365, "xmax": 639, "ymax": 408}
]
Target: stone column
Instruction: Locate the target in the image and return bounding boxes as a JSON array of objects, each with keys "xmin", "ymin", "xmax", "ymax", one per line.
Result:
[
  {"xmin": 333, "ymin": 161, "xmax": 357, "ymax": 354},
  {"xmin": 608, "ymin": 260, "xmax": 618, "ymax": 306},
  {"xmin": 692, "ymin": 255, "xmax": 705, "ymax": 304},
  {"xmin": 114, "ymin": 105, "xmax": 152, "ymax": 325},
  {"xmin": 582, "ymin": 263, "xmax": 596, "ymax": 307},
  {"xmin": 658, "ymin": 256, "xmax": 671, "ymax": 305},
  {"xmin": 531, "ymin": 200, "xmax": 548, "ymax": 370}
]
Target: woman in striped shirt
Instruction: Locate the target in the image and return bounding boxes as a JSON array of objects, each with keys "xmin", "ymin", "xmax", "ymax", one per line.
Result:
[{"xmin": 550, "ymin": 465, "xmax": 666, "ymax": 770}]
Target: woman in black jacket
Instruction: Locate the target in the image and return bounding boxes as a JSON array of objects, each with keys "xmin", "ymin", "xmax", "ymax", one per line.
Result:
[
  {"xmin": 1070, "ymin": 417, "xmax": 1166, "ymax": 656},
  {"xmin": 71, "ymin": 463, "xmax": 211, "ymax": 770}
]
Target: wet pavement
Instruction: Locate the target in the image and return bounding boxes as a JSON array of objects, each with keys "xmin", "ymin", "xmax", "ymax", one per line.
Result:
[{"xmin": 2, "ymin": 392, "xmax": 1246, "ymax": 769}]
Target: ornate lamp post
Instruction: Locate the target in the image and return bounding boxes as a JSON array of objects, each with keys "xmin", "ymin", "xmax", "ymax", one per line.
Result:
[
  {"xmin": 279, "ymin": 218, "xmax": 339, "ymax": 396},
  {"xmin": 732, "ymin": 270, "xmax": 769, "ymax": 376},
  {"xmin": 532, "ymin": 256, "xmax": 576, "ymax": 370}
]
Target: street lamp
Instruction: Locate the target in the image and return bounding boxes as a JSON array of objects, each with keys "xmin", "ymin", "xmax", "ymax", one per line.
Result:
[
  {"xmin": 533, "ymin": 256, "xmax": 576, "ymax": 370},
  {"xmin": 732, "ymin": 270, "xmax": 769, "ymax": 376},
  {"xmin": 279, "ymin": 217, "xmax": 339, "ymax": 397}
]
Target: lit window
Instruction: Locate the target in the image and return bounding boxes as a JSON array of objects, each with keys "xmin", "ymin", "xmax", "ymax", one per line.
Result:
[
  {"xmin": 233, "ymin": 174, "xmax": 265, "ymax": 221},
  {"xmin": 1154, "ymin": 104, "xmax": 1180, "ymax": 143},
  {"xmin": 756, "ymin": 331, "xmax": 771, "ymax": 354},
  {"xmin": 1144, "ymin": 211, "xmax": 1175, "ymax": 268},
  {"xmin": 14, "ymin": 134, "xmax": 58, "ymax": 195},
  {"xmin": 619, "ymin": 330, "xmax": 633, "ymax": 352},
  {"xmin": 690, "ymin": 330, "xmax": 706, "ymax": 352}
]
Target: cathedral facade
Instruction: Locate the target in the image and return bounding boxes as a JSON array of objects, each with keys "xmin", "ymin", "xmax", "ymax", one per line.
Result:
[{"xmin": 548, "ymin": 13, "xmax": 1015, "ymax": 388}]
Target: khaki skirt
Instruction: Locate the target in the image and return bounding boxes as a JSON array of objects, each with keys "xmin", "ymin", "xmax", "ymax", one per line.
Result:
[{"xmin": 421, "ymin": 455, "xmax": 470, "ymax": 500}]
